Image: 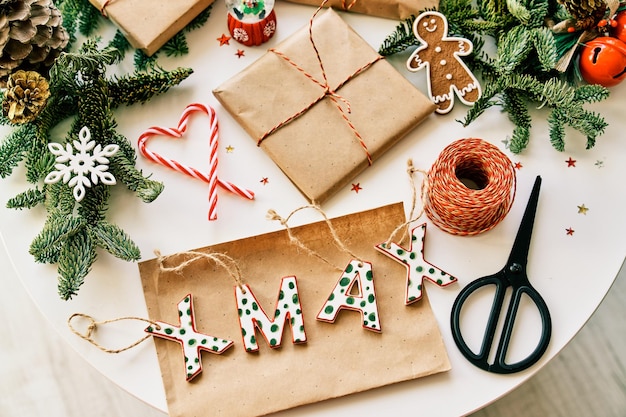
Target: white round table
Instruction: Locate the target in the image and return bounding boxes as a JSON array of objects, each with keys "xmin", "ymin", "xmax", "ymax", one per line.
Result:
[{"xmin": 2, "ymin": 2, "xmax": 625, "ymax": 415}]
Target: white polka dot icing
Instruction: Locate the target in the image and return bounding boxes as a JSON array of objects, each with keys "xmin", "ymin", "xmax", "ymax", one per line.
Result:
[
  {"xmin": 375, "ymin": 224, "xmax": 457, "ymax": 304},
  {"xmin": 316, "ymin": 260, "xmax": 381, "ymax": 333},
  {"xmin": 145, "ymin": 294, "xmax": 234, "ymax": 381},
  {"xmin": 235, "ymin": 276, "xmax": 307, "ymax": 352}
]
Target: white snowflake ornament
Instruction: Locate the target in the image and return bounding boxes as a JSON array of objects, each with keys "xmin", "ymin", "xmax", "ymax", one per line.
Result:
[{"xmin": 44, "ymin": 126, "xmax": 119, "ymax": 202}]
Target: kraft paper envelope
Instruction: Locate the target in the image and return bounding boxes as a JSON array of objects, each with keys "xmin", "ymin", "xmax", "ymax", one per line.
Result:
[{"xmin": 139, "ymin": 202, "xmax": 451, "ymax": 417}]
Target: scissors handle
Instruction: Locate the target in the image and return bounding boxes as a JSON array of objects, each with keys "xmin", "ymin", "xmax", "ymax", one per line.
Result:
[{"xmin": 450, "ymin": 273, "xmax": 552, "ymax": 374}]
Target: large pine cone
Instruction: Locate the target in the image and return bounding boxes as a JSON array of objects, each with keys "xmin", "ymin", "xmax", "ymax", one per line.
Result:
[{"xmin": 0, "ymin": 0, "xmax": 69, "ymax": 86}]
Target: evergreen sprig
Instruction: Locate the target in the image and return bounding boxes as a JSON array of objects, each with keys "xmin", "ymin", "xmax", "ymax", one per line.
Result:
[
  {"xmin": 0, "ymin": 40, "xmax": 191, "ymax": 300},
  {"xmin": 378, "ymin": 0, "xmax": 610, "ymax": 153}
]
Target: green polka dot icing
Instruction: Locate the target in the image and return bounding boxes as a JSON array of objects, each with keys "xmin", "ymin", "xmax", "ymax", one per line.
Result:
[
  {"xmin": 144, "ymin": 294, "xmax": 234, "ymax": 382},
  {"xmin": 235, "ymin": 276, "xmax": 307, "ymax": 352},
  {"xmin": 375, "ymin": 223, "xmax": 458, "ymax": 305},
  {"xmin": 316, "ymin": 260, "xmax": 382, "ymax": 333}
]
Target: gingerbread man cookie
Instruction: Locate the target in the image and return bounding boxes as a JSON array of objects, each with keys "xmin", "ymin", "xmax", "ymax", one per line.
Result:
[{"xmin": 406, "ymin": 11, "xmax": 481, "ymax": 114}]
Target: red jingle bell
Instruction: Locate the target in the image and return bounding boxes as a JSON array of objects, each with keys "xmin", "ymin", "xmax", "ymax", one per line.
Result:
[
  {"xmin": 578, "ymin": 37, "xmax": 626, "ymax": 87},
  {"xmin": 609, "ymin": 10, "xmax": 626, "ymax": 43}
]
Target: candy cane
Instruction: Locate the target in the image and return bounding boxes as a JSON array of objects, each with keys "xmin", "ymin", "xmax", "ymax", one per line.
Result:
[{"xmin": 137, "ymin": 103, "xmax": 254, "ymax": 221}]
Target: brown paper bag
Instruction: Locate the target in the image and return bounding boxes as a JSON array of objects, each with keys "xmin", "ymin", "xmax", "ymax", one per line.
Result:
[
  {"xmin": 88, "ymin": 0, "xmax": 215, "ymax": 56},
  {"xmin": 139, "ymin": 203, "xmax": 451, "ymax": 417},
  {"xmin": 213, "ymin": 9, "xmax": 436, "ymax": 204},
  {"xmin": 281, "ymin": 0, "xmax": 439, "ymax": 20}
]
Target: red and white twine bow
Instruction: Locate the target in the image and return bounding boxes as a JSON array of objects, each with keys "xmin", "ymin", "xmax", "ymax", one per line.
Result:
[
  {"xmin": 260, "ymin": 0, "xmax": 380, "ymax": 165},
  {"xmin": 138, "ymin": 103, "xmax": 254, "ymax": 221}
]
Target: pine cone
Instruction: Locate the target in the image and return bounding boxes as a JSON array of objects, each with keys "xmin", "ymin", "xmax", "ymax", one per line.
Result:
[
  {"xmin": 2, "ymin": 69, "xmax": 50, "ymax": 123},
  {"xmin": 555, "ymin": 0, "xmax": 609, "ymax": 32},
  {"xmin": 0, "ymin": 0, "xmax": 69, "ymax": 86}
]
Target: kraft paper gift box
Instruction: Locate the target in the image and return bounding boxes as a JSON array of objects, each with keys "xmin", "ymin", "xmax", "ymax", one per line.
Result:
[
  {"xmin": 213, "ymin": 8, "xmax": 436, "ymax": 203},
  {"xmin": 88, "ymin": 0, "xmax": 215, "ymax": 56},
  {"xmin": 281, "ymin": 0, "xmax": 439, "ymax": 20}
]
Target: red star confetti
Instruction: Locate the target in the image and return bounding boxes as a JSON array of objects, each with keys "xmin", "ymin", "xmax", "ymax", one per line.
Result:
[
  {"xmin": 566, "ymin": 227, "xmax": 575, "ymax": 236},
  {"xmin": 577, "ymin": 204, "xmax": 589, "ymax": 215},
  {"xmin": 351, "ymin": 183, "xmax": 362, "ymax": 193},
  {"xmin": 260, "ymin": 177, "xmax": 269, "ymax": 185},
  {"xmin": 514, "ymin": 162, "xmax": 523, "ymax": 170},
  {"xmin": 565, "ymin": 157, "xmax": 576, "ymax": 167},
  {"xmin": 217, "ymin": 34, "xmax": 231, "ymax": 46},
  {"xmin": 235, "ymin": 49, "xmax": 245, "ymax": 58},
  {"xmin": 225, "ymin": 145, "xmax": 234, "ymax": 153}
]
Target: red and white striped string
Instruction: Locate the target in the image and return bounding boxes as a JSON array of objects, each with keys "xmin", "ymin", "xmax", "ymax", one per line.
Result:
[
  {"xmin": 424, "ymin": 138, "xmax": 516, "ymax": 236},
  {"xmin": 138, "ymin": 103, "xmax": 254, "ymax": 221}
]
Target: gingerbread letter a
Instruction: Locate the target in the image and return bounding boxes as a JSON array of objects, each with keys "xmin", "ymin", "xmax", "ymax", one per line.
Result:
[{"xmin": 317, "ymin": 260, "xmax": 381, "ymax": 332}]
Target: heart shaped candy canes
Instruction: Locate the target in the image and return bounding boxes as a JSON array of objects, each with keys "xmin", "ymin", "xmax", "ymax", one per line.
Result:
[{"xmin": 138, "ymin": 103, "xmax": 254, "ymax": 220}]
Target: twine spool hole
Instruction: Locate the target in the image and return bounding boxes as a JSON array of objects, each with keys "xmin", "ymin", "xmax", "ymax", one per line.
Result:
[{"xmin": 455, "ymin": 157, "xmax": 489, "ymax": 190}]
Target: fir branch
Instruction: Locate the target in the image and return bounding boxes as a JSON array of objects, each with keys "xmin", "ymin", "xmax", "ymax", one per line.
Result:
[
  {"xmin": 110, "ymin": 153, "xmax": 164, "ymax": 203},
  {"xmin": 34, "ymin": 93, "xmax": 79, "ymax": 139},
  {"xmin": 503, "ymin": 91, "xmax": 532, "ymax": 153},
  {"xmin": 89, "ymin": 221, "xmax": 141, "ymax": 261},
  {"xmin": 531, "ymin": 27, "xmax": 558, "ymax": 72},
  {"xmin": 574, "ymin": 84, "xmax": 610, "ymax": 103},
  {"xmin": 162, "ymin": 32, "xmax": 189, "ymax": 57},
  {"xmin": 0, "ymin": 124, "xmax": 36, "ymax": 178},
  {"xmin": 521, "ymin": 0, "xmax": 551, "ymax": 28},
  {"xmin": 107, "ymin": 30, "xmax": 133, "ymax": 58},
  {"xmin": 77, "ymin": 184, "xmax": 110, "ymax": 224},
  {"xmin": 548, "ymin": 108, "xmax": 566, "ymax": 151},
  {"xmin": 380, "ymin": 0, "xmax": 610, "ymax": 153},
  {"xmin": 185, "ymin": 4, "xmax": 213, "ymax": 32},
  {"xmin": 495, "ymin": 26, "xmax": 533, "ymax": 74},
  {"xmin": 57, "ymin": 227, "xmax": 96, "ymax": 300},
  {"xmin": 78, "ymin": 1, "xmax": 102, "ymax": 37},
  {"xmin": 378, "ymin": 16, "xmax": 418, "ymax": 56},
  {"xmin": 108, "ymin": 67, "xmax": 194, "ymax": 107},
  {"xmin": 459, "ymin": 80, "xmax": 502, "ymax": 126},
  {"xmin": 24, "ymin": 137, "xmax": 54, "ymax": 184},
  {"xmin": 45, "ymin": 182, "xmax": 76, "ymax": 216},
  {"xmin": 133, "ymin": 50, "xmax": 158, "ymax": 72},
  {"xmin": 29, "ymin": 214, "xmax": 83, "ymax": 263},
  {"xmin": 6, "ymin": 188, "xmax": 45, "ymax": 210}
]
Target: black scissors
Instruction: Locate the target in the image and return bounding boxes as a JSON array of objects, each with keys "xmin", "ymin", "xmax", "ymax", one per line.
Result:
[{"xmin": 450, "ymin": 175, "xmax": 551, "ymax": 374}]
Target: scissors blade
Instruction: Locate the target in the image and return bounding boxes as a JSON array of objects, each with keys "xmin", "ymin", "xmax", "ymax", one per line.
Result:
[{"xmin": 506, "ymin": 175, "xmax": 542, "ymax": 268}]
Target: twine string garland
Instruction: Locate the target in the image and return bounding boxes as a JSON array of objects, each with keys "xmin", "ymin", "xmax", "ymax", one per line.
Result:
[
  {"xmin": 68, "ymin": 313, "xmax": 159, "ymax": 354},
  {"xmin": 154, "ymin": 249, "xmax": 246, "ymax": 293},
  {"xmin": 383, "ymin": 158, "xmax": 429, "ymax": 246},
  {"xmin": 67, "ymin": 250, "xmax": 247, "ymax": 353},
  {"xmin": 267, "ymin": 204, "xmax": 365, "ymax": 271},
  {"xmin": 424, "ymin": 138, "xmax": 516, "ymax": 236}
]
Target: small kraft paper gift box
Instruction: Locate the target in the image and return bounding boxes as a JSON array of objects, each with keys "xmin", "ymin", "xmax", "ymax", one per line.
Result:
[
  {"xmin": 88, "ymin": 0, "xmax": 215, "ymax": 56},
  {"xmin": 282, "ymin": 0, "xmax": 439, "ymax": 20},
  {"xmin": 213, "ymin": 8, "xmax": 436, "ymax": 204}
]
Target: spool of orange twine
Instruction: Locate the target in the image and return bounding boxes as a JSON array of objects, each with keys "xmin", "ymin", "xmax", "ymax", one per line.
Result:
[{"xmin": 424, "ymin": 138, "xmax": 516, "ymax": 236}]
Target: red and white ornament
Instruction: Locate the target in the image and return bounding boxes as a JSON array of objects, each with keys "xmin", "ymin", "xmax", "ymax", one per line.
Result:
[{"xmin": 226, "ymin": 0, "xmax": 277, "ymax": 47}]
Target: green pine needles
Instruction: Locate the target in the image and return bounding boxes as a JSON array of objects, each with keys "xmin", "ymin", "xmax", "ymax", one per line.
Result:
[
  {"xmin": 379, "ymin": 0, "xmax": 610, "ymax": 153},
  {"xmin": 0, "ymin": 39, "xmax": 193, "ymax": 300}
]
